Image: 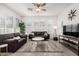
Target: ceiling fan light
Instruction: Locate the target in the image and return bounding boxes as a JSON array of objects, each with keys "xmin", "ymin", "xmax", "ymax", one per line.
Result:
[{"xmin": 35, "ymin": 8, "xmax": 41, "ymax": 12}]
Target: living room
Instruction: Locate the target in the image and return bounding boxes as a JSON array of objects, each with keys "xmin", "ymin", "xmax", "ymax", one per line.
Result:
[{"xmin": 0, "ymin": 3, "xmax": 79, "ymax": 56}]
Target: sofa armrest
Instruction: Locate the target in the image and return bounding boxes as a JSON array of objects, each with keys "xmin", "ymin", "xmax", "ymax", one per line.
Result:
[
  {"xmin": 20, "ymin": 34, "xmax": 27, "ymax": 38},
  {"xmin": 3, "ymin": 39, "xmax": 18, "ymax": 52},
  {"xmin": 29, "ymin": 34, "xmax": 34, "ymax": 39},
  {"xmin": 44, "ymin": 34, "xmax": 50, "ymax": 39}
]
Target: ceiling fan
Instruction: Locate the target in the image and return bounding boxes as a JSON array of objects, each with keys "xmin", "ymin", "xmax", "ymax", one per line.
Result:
[{"xmin": 28, "ymin": 3, "xmax": 46, "ymax": 12}]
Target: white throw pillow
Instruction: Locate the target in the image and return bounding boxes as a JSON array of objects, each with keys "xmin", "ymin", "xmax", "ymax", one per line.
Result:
[
  {"xmin": 6, "ymin": 39, "xmax": 15, "ymax": 41},
  {"xmin": 44, "ymin": 33, "xmax": 48, "ymax": 36},
  {"xmin": 31, "ymin": 33, "xmax": 34, "ymax": 35},
  {"xmin": 14, "ymin": 36, "xmax": 20, "ymax": 40}
]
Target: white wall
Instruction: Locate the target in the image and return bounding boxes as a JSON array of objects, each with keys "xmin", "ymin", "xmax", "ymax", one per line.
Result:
[
  {"xmin": 57, "ymin": 4, "xmax": 79, "ymax": 35},
  {"xmin": 23, "ymin": 16, "xmax": 58, "ymax": 39},
  {"xmin": 0, "ymin": 4, "xmax": 20, "ymax": 34}
]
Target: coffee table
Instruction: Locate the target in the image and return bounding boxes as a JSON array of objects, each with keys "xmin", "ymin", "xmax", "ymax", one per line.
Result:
[
  {"xmin": 32, "ymin": 37, "xmax": 44, "ymax": 44},
  {"xmin": 32, "ymin": 37, "xmax": 44, "ymax": 41}
]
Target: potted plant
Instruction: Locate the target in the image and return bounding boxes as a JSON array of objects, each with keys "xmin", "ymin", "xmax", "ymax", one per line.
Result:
[{"xmin": 19, "ymin": 22, "xmax": 25, "ymax": 34}]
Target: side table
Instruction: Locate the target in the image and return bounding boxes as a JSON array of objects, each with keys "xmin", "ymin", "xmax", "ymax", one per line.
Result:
[{"xmin": 0, "ymin": 44, "xmax": 8, "ymax": 53}]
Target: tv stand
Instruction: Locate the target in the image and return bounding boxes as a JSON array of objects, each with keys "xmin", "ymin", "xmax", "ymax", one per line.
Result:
[{"xmin": 59, "ymin": 35, "xmax": 79, "ymax": 55}]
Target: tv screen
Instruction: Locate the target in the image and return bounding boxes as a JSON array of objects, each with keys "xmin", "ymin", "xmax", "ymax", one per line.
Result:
[
  {"xmin": 63, "ymin": 24, "xmax": 79, "ymax": 37},
  {"xmin": 63, "ymin": 26, "xmax": 66, "ymax": 32},
  {"xmin": 72, "ymin": 24, "xmax": 77, "ymax": 32},
  {"xmin": 66, "ymin": 25, "xmax": 71, "ymax": 32}
]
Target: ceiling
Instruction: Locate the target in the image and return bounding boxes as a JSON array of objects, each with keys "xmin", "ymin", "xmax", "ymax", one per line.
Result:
[{"xmin": 4, "ymin": 3, "xmax": 72, "ymax": 16}]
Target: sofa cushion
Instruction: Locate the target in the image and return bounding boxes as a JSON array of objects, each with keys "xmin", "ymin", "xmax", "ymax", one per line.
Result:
[
  {"xmin": 31, "ymin": 31, "xmax": 48, "ymax": 37},
  {"xmin": 20, "ymin": 34, "xmax": 27, "ymax": 38},
  {"xmin": 4, "ymin": 38, "xmax": 16, "ymax": 42},
  {"xmin": 18, "ymin": 39, "xmax": 24, "ymax": 42},
  {"xmin": 0, "ymin": 33, "xmax": 14, "ymax": 42},
  {"xmin": 14, "ymin": 33, "xmax": 20, "ymax": 37}
]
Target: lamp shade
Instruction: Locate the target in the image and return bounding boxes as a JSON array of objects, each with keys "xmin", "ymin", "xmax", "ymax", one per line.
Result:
[{"xmin": 53, "ymin": 26, "xmax": 57, "ymax": 29}]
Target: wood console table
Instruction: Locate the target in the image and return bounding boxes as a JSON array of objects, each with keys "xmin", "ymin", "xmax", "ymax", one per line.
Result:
[{"xmin": 59, "ymin": 35, "xmax": 79, "ymax": 55}]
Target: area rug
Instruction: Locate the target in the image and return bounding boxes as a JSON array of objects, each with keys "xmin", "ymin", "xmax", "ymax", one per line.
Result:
[{"xmin": 17, "ymin": 40, "xmax": 64, "ymax": 53}]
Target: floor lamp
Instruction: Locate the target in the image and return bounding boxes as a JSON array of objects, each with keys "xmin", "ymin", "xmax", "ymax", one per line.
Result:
[{"xmin": 53, "ymin": 26, "xmax": 58, "ymax": 41}]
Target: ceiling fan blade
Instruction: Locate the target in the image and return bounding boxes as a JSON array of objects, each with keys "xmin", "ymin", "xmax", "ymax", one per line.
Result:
[
  {"xmin": 32, "ymin": 3, "xmax": 40, "ymax": 8},
  {"xmin": 28, "ymin": 8, "xmax": 33, "ymax": 11},
  {"xmin": 40, "ymin": 3, "xmax": 46, "ymax": 7},
  {"xmin": 33, "ymin": 3, "xmax": 46, "ymax": 8},
  {"xmin": 41, "ymin": 9, "xmax": 46, "ymax": 11}
]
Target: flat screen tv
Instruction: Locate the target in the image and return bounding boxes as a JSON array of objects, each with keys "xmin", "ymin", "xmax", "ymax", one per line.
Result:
[
  {"xmin": 72, "ymin": 24, "xmax": 77, "ymax": 32},
  {"xmin": 63, "ymin": 25, "xmax": 72, "ymax": 36},
  {"xmin": 63, "ymin": 24, "xmax": 79, "ymax": 37},
  {"xmin": 66, "ymin": 25, "xmax": 72, "ymax": 32}
]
